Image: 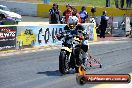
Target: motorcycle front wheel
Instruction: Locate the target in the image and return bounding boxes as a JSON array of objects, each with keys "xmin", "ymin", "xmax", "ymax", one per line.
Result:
[{"xmin": 59, "ymin": 51, "xmax": 70, "ymax": 74}]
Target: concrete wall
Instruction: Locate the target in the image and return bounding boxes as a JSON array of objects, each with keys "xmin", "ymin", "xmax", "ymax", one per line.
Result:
[{"xmin": 37, "ymin": 4, "xmax": 132, "ymax": 17}]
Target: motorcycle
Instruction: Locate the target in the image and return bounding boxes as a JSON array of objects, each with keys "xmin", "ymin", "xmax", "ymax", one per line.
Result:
[{"xmin": 58, "ymin": 32, "xmax": 82, "ymax": 74}]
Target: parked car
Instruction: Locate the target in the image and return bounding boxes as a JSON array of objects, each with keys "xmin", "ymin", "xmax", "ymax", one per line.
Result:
[{"xmin": 0, "ymin": 5, "xmax": 22, "ymax": 24}]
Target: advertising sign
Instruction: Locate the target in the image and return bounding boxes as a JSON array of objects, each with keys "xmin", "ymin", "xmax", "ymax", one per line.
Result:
[
  {"xmin": 16, "ymin": 25, "xmax": 64, "ymax": 47},
  {"xmin": 0, "ymin": 23, "xmax": 95, "ymax": 50},
  {"xmin": 16, "ymin": 24, "xmax": 94, "ymax": 47},
  {"xmin": 0, "ymin": 27, "xmax": 17, "ymax": 50}
]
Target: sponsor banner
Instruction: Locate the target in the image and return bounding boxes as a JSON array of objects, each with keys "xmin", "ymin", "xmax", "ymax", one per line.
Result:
[
  {"xmin": 83, "ymin": 24, "xmax": 95, "ymax": 40},
  {"xmin": 0, "ymin": 26, "xmax": 17, "ymax": 50},
  {"xmin": 16, "ymin": 25, "xmax": 64, "ymax": 47},
  {"xmin": 0, "ymin": 23, "xmax": 95, "ymax": 50},
  {"xmin": 16, "ymin": 24, "xmax": 95, "ymax": 47}
]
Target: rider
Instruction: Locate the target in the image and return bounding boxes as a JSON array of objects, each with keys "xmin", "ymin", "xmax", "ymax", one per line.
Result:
[
  {"xmin": 57, "ymin": 16, "xmax": 89, "ymax": 67},
  {"xmin": 49, "ymin": 3, "xmax": 60, "ymax": 24}
]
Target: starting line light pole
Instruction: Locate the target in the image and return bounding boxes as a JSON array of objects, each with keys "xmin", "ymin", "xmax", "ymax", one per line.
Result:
[{"xmin": 43, "ymin": 0, "xmax": 50, "ymax": 4}]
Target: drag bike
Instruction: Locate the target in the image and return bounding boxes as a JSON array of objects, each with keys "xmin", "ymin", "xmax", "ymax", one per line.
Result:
[{"xmin": 59, "ymin": 32, "xmax": 82, "ymax": 74}]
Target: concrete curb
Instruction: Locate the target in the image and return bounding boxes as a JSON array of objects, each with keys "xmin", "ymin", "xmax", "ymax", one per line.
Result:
[{"xmin": 0, "ymin": 44, "xmax": 62, "ymax": 56}]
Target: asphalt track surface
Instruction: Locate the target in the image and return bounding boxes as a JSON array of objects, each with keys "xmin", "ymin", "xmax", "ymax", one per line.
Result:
[{"xmin": 0, "ymin": 38, "xmax": 132, "ymax": 88}]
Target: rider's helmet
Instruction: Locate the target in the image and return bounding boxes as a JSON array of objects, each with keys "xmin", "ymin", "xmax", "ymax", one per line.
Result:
[{"xmin": 68, "ymin": 16, "xmax": 78, "ymax": 29}]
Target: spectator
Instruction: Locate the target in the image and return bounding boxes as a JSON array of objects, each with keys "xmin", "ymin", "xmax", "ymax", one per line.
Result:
[
  {"xmin": 72, "ymin": 7, "xmax": 81, "ymax": 23},
  {"xmin": 114, "ymin": 0, "xmax": 119, "ymax": 8},
  {"xmin": 49, "ymin": 3, "xmax": 60, "ymax": 24},
  {"xmin": 106, "ymin": 0, "xmax": 110, "ymax": 7},
  {"xmin": 129, "ymin": 0, "xmax": 132, "ymax": 8},
  {"xmin": 100, "ymin": 11, "xmax": 109, "ymax": 38},
  {"xmin": 56, "ymin": 4, "xmax": 62, "ymax": 24},
  {"xmin": 63, "ymin": 4, "xmax": 73, "ymax": 23},
  {"xmin": 79, "ymin": 6, "xmax": 89, "ymax": 23},
  {"xmin": 126, "ymin": 0, "xmax": 132, "ymax": 8},
  {"xmin": 120, "ymin": 0, "xmax": 124, "ymax": 8},
  {"xmin": 91, "ymin": 6, "xmax": 96, "ymax": 17},
  {"xmin": 63, "ymin": 4, "xmax": 71, "ymax": 16}
]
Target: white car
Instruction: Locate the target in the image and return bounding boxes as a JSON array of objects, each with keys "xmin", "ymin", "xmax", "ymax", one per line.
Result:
[{"xmin": 0, "ymin": 5, "xmax": 22, "ymax": 22}]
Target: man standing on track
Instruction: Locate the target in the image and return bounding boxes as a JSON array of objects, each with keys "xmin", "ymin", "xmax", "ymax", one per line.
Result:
[
  {"xmin": 100, "ymin": 11, "xmax": 109, "ymax": 38},
  {"xmin": 79, "ymin": 6, "xmax": 89, "ymax": 23},
  {"xmin": 49, "ymin": 3, "xmax": 60, "ymax": 24}
]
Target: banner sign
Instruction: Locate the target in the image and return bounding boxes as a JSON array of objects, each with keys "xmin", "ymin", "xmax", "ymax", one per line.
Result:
[
  {"xmin": 16, "ymin": 25, "xmax": 64, "ymax": 47},
  {"xmin": 82, "ymin": 24, "xmax": 94, "ymax": 40},
  {"xmin": 0, "ymin": 26, "xmax": 17, "ymax": 50},
  {"xmin": 16, "ymin": 24, "xmax": 94, "ymax": 47},
  {"xmin": 0, "ymin": 23, "xmax": 95, "ymax": 50}
]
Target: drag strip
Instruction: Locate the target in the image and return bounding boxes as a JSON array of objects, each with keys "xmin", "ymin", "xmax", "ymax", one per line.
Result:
[{"xmin": 0, "ymin": 39, "xmax": 132, "ymax": 88}]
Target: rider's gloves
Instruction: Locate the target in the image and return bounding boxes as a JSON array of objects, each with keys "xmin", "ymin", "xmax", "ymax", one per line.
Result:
[
  {"xmin": 79, "ymin": 35, "xmax": 84, "ymax": 40},
  {"xmin": 56, "ymin": 34, "xmax": 62, "ymax": 40}
]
